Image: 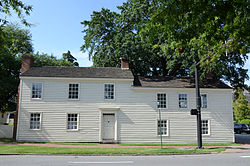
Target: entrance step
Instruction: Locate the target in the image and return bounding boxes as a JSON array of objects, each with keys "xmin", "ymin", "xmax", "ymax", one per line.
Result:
[{"xmin": 101, "ymin": 140, "xmax": 118, "ymax": 144}]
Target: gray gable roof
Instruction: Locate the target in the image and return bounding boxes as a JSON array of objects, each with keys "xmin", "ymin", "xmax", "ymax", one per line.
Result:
[
  {"xmin": 21, "ymin": 66, "xmax": 134, "ymax": 79},
  {"xmin": 21, "ymin": 66, "xmax": 231, "ymax": 89},
  {"xmin": 134, "ymin": 76, "xmax": 231, "ymax": 89}
]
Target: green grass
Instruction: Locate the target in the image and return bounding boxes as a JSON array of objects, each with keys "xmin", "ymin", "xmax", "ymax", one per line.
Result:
[
  {"xmin": 49, "ymin": 142, "xmax": 99, "ymax": 145},
  {"xmin": 0, "ymin": 139, "xmax": 239, "ymax": 147},
  {"xmin": 120, "ymin": 143, "xmax": 240, "ymax": 146},
  {"xmin": 0, "ymin": 145, "xmax": 225, "ymax": 155}
]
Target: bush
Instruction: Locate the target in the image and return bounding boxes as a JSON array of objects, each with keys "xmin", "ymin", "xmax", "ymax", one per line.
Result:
[{"xmin": 239, "ymin": 119, "xmax": 250, "ymax": 126}]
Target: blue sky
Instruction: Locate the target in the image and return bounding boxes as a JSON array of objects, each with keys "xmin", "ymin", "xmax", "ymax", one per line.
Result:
[{"xmin": 10, "ymin": 0, "xmax": 249, "ymax": 85}]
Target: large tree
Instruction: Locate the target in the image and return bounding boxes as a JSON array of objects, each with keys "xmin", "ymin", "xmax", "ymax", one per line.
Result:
[
  {"xmin": 233, "ymin": 88, "xmax": 250, "ymax": 123},
  {"xmin": 0, "ymin": 25, "xmax": 78, "ymax": 112},
  {"xmin": 81, "ymin": 0, "xmax": 249, "ymax": 87},
  {"xmin": 142, "ymin": 0, "xmax": 249, "ymax": 87},
  {"xmin": 0, "ymin": 0, "xmax": 32, "ymax": 26}
]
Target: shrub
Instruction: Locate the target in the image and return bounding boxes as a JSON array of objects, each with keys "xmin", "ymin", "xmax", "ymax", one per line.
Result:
[{"xmin": 239, "ymin": 119, "xmax": 250, "ymax": 126}]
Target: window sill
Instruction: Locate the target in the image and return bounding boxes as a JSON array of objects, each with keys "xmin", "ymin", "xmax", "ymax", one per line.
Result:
[
  {"xmin": 68, "ymin": 98, "xmax": 80, "ymax": 101},
  {"xmin": 66, "ymin": 129, "xmax": 79, "ymax": 132},
  {"xmin": 157, "ymin": 135, "xmax": 169, "ymax": 137},
  {"xmin": 31, "ymin": 98, "xmax": 42, "ymax": 101},
  {"xmin": 202, "ymin": 134, "xmax": 211, "ymax": 137},
  {"xmin": 29, "ymin": 129, "xmax": 41, "ymax": 131}
]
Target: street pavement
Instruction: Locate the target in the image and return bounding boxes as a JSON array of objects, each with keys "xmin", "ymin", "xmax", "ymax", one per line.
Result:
[{"xmin": 1, "ymin": 153, "xmax": 250, "ymax": 166}]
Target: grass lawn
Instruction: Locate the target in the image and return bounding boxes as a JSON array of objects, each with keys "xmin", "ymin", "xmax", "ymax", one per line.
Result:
[
  {"xmin": 0, "ymin": 145, "xmax": 226, "ymax": 155},
  {"xmin": 0, "ymin": 138, "xmax": 239, "ymax": 146},
  {"xmin": 120, "ymin": 143, "xmax": 240, "ymax": 146}
]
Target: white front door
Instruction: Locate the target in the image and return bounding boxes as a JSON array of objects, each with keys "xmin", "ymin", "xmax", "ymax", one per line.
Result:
[{"xmin": 103, "ymin": 114, "xmax": 115, "ymax": 140}]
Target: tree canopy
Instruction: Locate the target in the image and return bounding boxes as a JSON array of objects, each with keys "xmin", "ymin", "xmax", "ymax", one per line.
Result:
[
  {"xmin": 0, "ymin": 0, "xmax": 32, "ymax": 26},
  {"xmin": 233, "ymin": 88, "xmax": 250, "ymax": 124},
  {"xmin": 81, "ymin": 0, "xmax": 249, "ymax": 88},
  {"xmin": 0, "ymin": 25, "xmax": 78, "ymax": 112}
]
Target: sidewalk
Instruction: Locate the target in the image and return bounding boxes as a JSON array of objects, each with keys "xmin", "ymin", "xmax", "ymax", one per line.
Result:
[{"xmin": 1, "ymin": 142, "xmax": 250, "ymax": 153}]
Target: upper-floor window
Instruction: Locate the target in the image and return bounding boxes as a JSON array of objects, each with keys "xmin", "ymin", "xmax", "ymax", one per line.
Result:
[
  {"xmin": 104, "ymin": 84, "xmax": 114, "ymax": 99},
  {"xmin": 30, "ymin": 113, "xmax": 41, "ymax": 130},
  {"xmin": 201, "ymin": 94, "xmax": 207, "ymax": 108},
  {"xmin": 67, "ymin": 113, "xmax": 78, "ymax": 130},
  {"xmin": 68, "ymin": 83, "xmax": 79, "ymax": 99},
  {"xmin": 32, "ymin": 83, "xmax": 42, "ymax": 99},
  {"xmin": 179, "ymin": 94, "xmax": 188, "ymax": 108},
  {"xmin": 157, "ymin": 93, "xmax": 167, "ymax": 108}
]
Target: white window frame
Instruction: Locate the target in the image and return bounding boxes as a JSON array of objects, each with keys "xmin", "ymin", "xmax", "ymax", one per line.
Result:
[
  {"xmin": 104, "ymin": 83, "xmax": 115, "ymax": 100},
  {"xmin": 201, "ymin": 94, "xmax": 207, "ymax": 109},
  {"xmin": 66, "ymin": 113, "xmax": 79, "ymax": 131},
  {"xmin": 179, "ymin": 94, "xmax": 188, "ymax": 109},
  {"xmin": 157, "ymin": 93, "xmax": 167, "ymax": 109},
  {"xmin": 31, "ymin": 83, "xmax": 43, "ymax": 99},
  {"xmin": 29, "ymin": 112, "xmax": 42, "ymax": 130},
  {"xmin": 201, "ymin": 119, "xmax": 210, "ymax": 136},
  {"xmin": 68, "ymin": 83, "xmax": 80, "ymax": 100},
  {"xmin": 157, "ymin": 119, "xmax": 169, "ymax": 136}
]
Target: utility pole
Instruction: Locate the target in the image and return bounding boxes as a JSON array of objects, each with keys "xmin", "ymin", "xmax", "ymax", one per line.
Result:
[
  {"xmin": 157, "ymin": 102, "xmax": 163, "ymax": 149},
  {"xmin": 195, "ymin": 62, "xmax": 202, "ymax": 149}
]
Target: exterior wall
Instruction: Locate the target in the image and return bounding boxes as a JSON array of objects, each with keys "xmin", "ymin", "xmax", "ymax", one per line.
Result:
[
  {"xmin": 17, "ymin": 77, "xmax": 234, "ymax": 143},
  {"xmin": 0, "ymin": 125, "xmax": 13, "ymax": 138}
]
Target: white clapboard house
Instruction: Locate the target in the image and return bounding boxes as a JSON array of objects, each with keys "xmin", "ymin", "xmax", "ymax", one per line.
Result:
[{"xmin": 15, "ymin": 54, "xmax": 234, "ymax": 143}]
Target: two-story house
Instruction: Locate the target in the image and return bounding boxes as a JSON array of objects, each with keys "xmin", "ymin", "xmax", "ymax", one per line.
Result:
[{"xmin": 14, "ymin": 54, "xmax": 234, "ymax": 143}]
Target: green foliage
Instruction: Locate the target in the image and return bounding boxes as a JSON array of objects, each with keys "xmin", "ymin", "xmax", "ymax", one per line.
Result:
[
  {"xmin": 81, "ymin": 4, "xmax": 167, "ymax": 76},
  {"xmin": 233, "ymin": 88, "xmax": 250, "ymax": 122},
  {"xmin": 32, "ymin": 53, "xmax": 75, "ymax": 67},
  {"xmin": 0, "ymin": 24, "xmax": 33, "ymax": 112},
  {"xmin": 62, "ymin": 50, "xmax": 79, "ymax": 67},
  {"xmin": 0, "ymin": 25, "xmax": 77, "ymax": 112},
  {"xmin": 141, "ymin": 0, "xmax": 249, "ymax": 87},
  {"xmin": 239, "ymin": 119, "xmax": 250, "ymax": 126},
  {"xmin": 81, "ymin": 0, "xmax": 249, "ymax": 87},
  {"xmin": 0, "ymin": 0, "xmax": 32, "ymax": 26}
]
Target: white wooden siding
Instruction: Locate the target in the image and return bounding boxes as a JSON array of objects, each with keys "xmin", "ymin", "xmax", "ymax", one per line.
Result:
[{"xmin": 17, "ymin": 78, "xmax": 234, "ymax": 143}]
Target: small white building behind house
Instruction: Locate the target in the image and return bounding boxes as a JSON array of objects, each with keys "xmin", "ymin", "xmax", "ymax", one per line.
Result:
[{"xmin": 15, "ymin": 55, "xmax": 234, "ymax": 143}]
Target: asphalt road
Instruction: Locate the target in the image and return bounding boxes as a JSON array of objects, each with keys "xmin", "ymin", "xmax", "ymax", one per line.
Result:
[
  {"xmin": 235, "ymin": 134, "xmax": 250, "ymax": 144},
  {"xmin": 1, "ymin": 153, "xmax": 250, "ymax": 166}
]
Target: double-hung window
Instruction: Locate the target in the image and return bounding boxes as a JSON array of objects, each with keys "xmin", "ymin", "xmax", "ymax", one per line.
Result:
[
  {"xmin": 32, "ymin": 83, "xmax": 42, "ymax": 99},
  {"xmin": 68, "ymin": 83, "xmax": 79, "ymax": 99},
  {"xmin": 157, "ymin": 120, "xmax": 168, "ymax": 136},
  {"xmin": 201, "ymin": 120, "xmax": 210, "ymax": 135},
  {"xmin": 67, "ymin": 113, "xmax": 78, "ymax": 130},
  {"xmin": 30, "ymin": 113, "xmax": 41, "ymax": 130},
  {"xmin": 179, "ymin": 94, "xmax": 188, "ymax": 108},
  {"xmin": 201, "ymin": 94, "xmax": 207, "ymax": 108},
  {"xmin": 104, "ymin": 84, "xmax": 114, "ymax": 99},
  {"xmin": 157, "ymin": 93, "xmax": 167, "ymax": 109}
]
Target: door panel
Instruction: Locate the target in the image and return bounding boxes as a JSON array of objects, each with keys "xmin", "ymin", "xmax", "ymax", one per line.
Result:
[{"xmin": 103, "ymin": 114, "xmax": 115, "ymax": 140}]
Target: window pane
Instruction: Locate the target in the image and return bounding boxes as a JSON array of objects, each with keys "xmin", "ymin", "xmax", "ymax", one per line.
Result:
[
  {"xmin": 69, "ymin": 84, "xmax": 79, "ymax": 99},
  {"xmin": 104, "ymin": 84, "xmax": 114, "ymax": 99},
  {"xmin": 157, "ymin": 93, "xmax": 166, "ymax": 108},
  {"xmin": 202, "ymin": 120, "xmax": 209, "ymax": 135},
  {"xmin": 67, "ymin": 114, "xmax": 78, "ymax": 130},
  {"xmin": 30, "ymin": 113, "xmax": 41, "ymax": 129},
  {"xmin": 32, "ymin": 83, "xmax": 42, "ymax": 99},
  {"xmin": 157, "ymin": 120, "xmax": 168, "ymax": 136},
  {"xmin": 179, "ymin": 94, "xmax": 187, "ymax": 108},
  {"xmin": 201, "ymin": 94, "xmax": 207, "ymax": 108}
]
